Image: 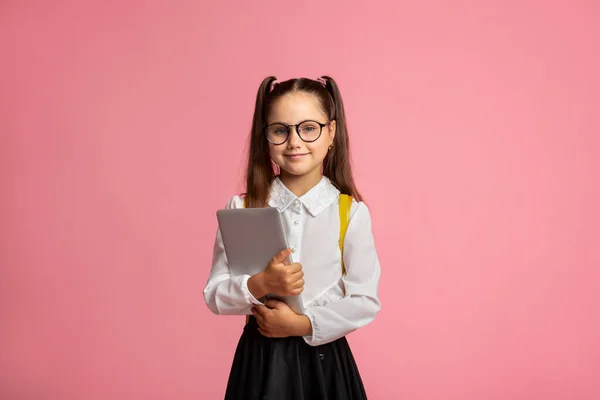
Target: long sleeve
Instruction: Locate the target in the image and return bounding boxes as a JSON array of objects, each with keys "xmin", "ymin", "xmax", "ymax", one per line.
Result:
[
  {"xmin": 203, "ymin": 196, "xmax": 264, "ymax": 315},
  {"xmin": 302, "ymin": 202, "xmax": 382, "ymax": 346}
]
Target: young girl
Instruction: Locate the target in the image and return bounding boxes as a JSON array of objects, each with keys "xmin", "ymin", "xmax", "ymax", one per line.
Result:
[{"xmin": 203, "ymin": 76, "xmax": 381, "ymax": 399}]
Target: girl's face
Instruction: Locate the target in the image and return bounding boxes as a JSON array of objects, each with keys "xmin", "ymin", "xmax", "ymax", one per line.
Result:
[{"xmin": 267, "ymin": 91, "xmax": 336, "ymax": 182}]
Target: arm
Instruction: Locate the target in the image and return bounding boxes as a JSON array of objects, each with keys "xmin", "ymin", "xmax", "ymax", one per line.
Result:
[
  {"xmin": 302, "ymin": 202, "xmax": 382, "ymax": 346},
  {"xmin": 203, "ymin": 196, "xmax": 265, "ymax": 315}
]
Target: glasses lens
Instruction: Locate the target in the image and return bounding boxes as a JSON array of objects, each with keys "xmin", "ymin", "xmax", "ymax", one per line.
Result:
[
  {"xmin": 298, "ymin": 121, "xmax": 322, "ymax": 142},
  {"xmin": 266, "ymin": 124, "xmax": 288, "ymax": 144}
]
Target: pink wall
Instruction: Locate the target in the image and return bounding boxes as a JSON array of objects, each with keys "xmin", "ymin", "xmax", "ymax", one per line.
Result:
[{"xmin": 1, "ymin": 1, "xmax": 599, "ymax": 399}]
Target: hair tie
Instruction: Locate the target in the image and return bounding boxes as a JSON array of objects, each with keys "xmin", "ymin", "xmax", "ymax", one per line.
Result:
[
  {"xmin": 269, "ymin": 80, "xmax": 279, "ymax": 92},
  {"xmin": 316, "ymin": 77, "xmax": 327, "ymax": 87}
]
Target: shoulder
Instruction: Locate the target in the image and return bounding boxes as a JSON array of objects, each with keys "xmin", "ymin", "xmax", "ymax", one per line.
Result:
[
  {"xmin": 223, "ymin": 194, "xmax": 246, "ymax": 209},
  {"xmin": 346, "ymin": 197, "xmax": 373, "ymax": 227},
  {"xmin": 339, "ymin": 194, "xmax": 369, "ymax": 216},
  {"xmin": 336, "ymin": 192, "xmax": 371, "ymax": 225}
]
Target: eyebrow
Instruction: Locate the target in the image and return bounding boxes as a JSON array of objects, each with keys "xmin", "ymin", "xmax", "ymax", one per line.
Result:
[{"xmin": 268, "ymin": 118, "xmax": 326, "ymax": 125}]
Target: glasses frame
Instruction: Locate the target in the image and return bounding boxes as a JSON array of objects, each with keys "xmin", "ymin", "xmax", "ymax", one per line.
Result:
[{"xmin": 265, "ymin": 120, "xmax": 330, "ymax": 145}]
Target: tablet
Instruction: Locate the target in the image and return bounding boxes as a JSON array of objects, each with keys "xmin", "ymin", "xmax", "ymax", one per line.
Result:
[{"xmin": 216, "ymin": 207, "xmax": 305, "ymax": 314}]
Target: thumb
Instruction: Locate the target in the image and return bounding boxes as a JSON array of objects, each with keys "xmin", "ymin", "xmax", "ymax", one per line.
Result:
[
  {"xmin": 265, "ymin": 299, "xmax": 284, "ymax": 309},
  {"xmin": 272, "ymin": 247, "xmax": 292, "ymax": 264}
]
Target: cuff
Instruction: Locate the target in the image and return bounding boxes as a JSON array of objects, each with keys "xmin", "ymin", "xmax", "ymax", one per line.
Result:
[
  {"xmin": 301, "ymin": 309, "xmax": 320, "ymax": 346},
  {"xmin": 240, "ymin": 275, "xmax": 265, "ymax": 306}
]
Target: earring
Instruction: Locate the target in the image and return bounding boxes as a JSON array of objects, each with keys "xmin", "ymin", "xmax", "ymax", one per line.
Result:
[
  {"xmin": 328, "ymin": 144, "xmax": 333, "ymax": 150},
  {"xmin": 271, "ymin": 159, "xmax": 280, "ymax": 175}
]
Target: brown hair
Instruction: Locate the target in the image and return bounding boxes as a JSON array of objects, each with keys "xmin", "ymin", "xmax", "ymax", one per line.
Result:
[{"xmin": 244, "ymin": 76, "xmax": 362, "ymax": 208}]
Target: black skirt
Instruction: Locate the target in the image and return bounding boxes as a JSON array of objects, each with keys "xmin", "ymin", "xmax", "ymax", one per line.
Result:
[{"xmin": 224, "ymin": 316, "xmax": 368, "ymax": 400}]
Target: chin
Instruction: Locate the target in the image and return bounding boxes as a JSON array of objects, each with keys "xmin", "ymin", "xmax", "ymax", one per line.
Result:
[
  {"xmin": 281, "ymin": 167, "xmax": 309, "ymax": 176},
  {"xmin": 280, "ymin": 164, "xmax": 320, "ymax": 177}
]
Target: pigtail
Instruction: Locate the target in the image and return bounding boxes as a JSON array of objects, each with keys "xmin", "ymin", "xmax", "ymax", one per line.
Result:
[
  {"xmin": 245, "ymin": 76, "xmax": 278, "ymax": 208},
  {"xmin": 321, "ymin": 76, "xmax": 363, "ymax": 201}
]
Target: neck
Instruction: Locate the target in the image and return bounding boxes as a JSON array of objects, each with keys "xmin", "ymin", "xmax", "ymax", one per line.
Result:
[{"xmin": 279, "ymin": 169, "xmax": 323, "ymax": 197}]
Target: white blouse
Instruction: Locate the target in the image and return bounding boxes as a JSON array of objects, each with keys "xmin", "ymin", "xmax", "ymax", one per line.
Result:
[{"xmin": 203, "ymin": 176, "xmax": 382, "ymax": 346}]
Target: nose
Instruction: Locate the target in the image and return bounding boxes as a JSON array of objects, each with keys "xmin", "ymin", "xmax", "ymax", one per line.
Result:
[{"xmin": 286, "ymin": 127, "xmax": 302, "ymax": 147}]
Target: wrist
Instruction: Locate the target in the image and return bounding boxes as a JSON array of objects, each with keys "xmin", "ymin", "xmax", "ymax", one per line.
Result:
[
  {"xmin": 293, "ymin": 314, "xmax": 313, "ymax": 337},
  {"xmin": 247, "ymin": 272, "xmax": 267, "ymax": 300}
]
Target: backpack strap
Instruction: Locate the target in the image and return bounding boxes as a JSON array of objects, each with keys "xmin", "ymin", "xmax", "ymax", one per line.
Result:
[
  {"xmin": 338, "ymin": 194, "xmax": 352, "ymax": 297},
  {"xmin": 338, "ymin": 194, "xmax": 352, "ymax": 276}
]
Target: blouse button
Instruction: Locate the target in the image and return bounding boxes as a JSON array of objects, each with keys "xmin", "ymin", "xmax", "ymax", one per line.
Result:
[
  {"xmin": 291, "ymin": 246, "xmax": 296, "ymax": 253},
  {"xmin": 293, "ymin": 220, "xmax": 299, "ymax": 225},
  {"xmin": 293, "ymin": 200, "xmax": 299, "ymax": 207}
]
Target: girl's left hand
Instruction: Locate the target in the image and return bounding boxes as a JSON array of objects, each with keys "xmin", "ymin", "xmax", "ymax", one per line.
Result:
[{"xmin": 252, "ymin": 299, "xmax": 311, "ymax": 338}]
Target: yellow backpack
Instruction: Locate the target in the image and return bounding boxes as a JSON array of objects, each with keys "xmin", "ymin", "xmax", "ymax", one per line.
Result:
[{"xmin": 244, "ymin": 194, "xmax": 353, "ymax": 323}]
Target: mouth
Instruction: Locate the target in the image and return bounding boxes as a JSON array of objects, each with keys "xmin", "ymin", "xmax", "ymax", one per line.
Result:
[{"xmin": 284, "ymin": 153, "xmax": 309, "ymax": 159}]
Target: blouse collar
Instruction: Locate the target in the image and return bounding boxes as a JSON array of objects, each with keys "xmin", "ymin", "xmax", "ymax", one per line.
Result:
[{"xmin": 268, "ymin": 176, "xmax": 340, "ymax": 216}]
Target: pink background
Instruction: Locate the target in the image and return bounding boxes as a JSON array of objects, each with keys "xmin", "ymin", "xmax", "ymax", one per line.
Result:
[{"xmin": 1, "ymin": 1, "xmax": 599, "ymax": 399}]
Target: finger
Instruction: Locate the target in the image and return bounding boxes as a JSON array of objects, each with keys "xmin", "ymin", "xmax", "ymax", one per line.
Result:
[
  {"xmin": 265, "ymin": 299, "xmax": 284, "ymax": 309},
  {"xmin": 272, "ymin": 248, "xmax": 292, "ymax": 264},
  {"xmin": 251, "ymin": 307, "xmax": 265, "ymax": 323},
  {"xmin": 287, "ymin": 285, "xmax": 304, "ymax": 296},
  {"xmin": 290, "ymin": 286, "xmax": 304, "ymax": 295},
  {"xmin": 291, "ymin": 278, "xmax": 305, "ymax": 289},
  {"xmin": 256, "ymin": 318, "xmax": 267, "ymax": 330},
  {"xmin": 258, "ymin": 328, "xmax": 271, "ymax": 337},
  {"xmin": 253, "ymin": 312, "xmax": 268, "ymax": 330},
  {"xmin": 289, "ymin": 270, "xmax": 304, "ymax": 281},
  {"xmin": 253, "ymin": 305, "xmax": 268, "ymax": 318},
  {"xmin": 287, "ymin": 263, "xmax": 303, "ymax": 273}
]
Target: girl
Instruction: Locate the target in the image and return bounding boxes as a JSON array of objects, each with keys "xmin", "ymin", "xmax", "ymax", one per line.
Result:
[{"xmin": 204, "ymin": 76, "xmax": 382, "ymax": 399}]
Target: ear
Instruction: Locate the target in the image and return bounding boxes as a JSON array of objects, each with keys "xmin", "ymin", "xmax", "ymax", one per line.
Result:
[
  {"xmin": 271, "ymin": 159, "xmax": 281, "ymax": 174},
  {"xmin": 328, "ymin": 120, "xmax": 337, "ymax": 146}
]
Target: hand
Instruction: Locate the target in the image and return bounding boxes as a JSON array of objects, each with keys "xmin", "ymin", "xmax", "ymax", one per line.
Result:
[
  {"xmin": 251, "ymin": 248, "xmax": 304, "ymax": 298},
  {"xmin": 251, "ymin": 299, "xmax": 312, "ymax": 338}
]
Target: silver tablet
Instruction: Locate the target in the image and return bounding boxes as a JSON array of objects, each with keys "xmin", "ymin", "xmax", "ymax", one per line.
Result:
[{"xmin": 216, "ymin": 207, "xmax": 305, "ymax": 314}]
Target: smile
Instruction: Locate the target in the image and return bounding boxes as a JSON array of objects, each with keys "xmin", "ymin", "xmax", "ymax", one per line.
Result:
[{"xmin": 284, "ymin": 153, "xmax": 309, "ymax": 159}]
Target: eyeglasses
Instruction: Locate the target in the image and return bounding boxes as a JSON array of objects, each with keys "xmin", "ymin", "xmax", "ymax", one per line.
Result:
[{"xmin": 265, "ymin": 120, "xmax": 330, "ymax": 145}]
